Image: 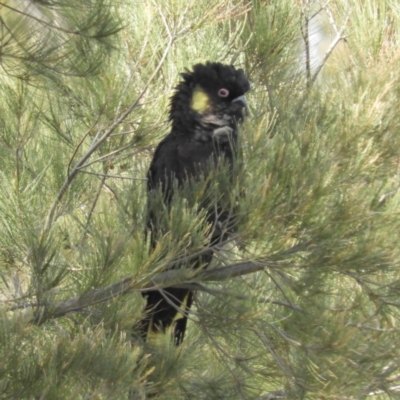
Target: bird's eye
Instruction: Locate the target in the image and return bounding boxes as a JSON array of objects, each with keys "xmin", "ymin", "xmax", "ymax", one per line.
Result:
[{"xmin": 218, "ymin": 88, "xmax": 229, "ymax": 98}]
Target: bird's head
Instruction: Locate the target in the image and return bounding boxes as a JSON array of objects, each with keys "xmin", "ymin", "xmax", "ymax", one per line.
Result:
[{"xmin": 169, "ymin": 62, "xmax": 250, "ymax": 137}]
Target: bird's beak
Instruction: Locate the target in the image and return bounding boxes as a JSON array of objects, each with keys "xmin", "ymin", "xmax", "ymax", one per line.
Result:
[{"xmin": 232, "ymin": 95, "xmax": 247, "ymax": 107}]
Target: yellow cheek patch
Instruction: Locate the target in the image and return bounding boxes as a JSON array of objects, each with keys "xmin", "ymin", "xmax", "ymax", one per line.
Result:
[{"xmin": 191, "ymin": 86, "xmax": 210, "ymax": 114}]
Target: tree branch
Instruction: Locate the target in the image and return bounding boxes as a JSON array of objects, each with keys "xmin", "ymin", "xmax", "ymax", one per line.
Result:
[
  {"xmin": 311, "ymin": 8, "xmax": 349, "ymax": 84},
  {"xmin": 29, "ymin": 259, "xmax": 281, "ymax": 325}
]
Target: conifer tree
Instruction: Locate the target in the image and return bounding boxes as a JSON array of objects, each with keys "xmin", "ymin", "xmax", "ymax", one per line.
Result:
[{"xmin": 1, "ymin": 0, "xmax": 400, "ymax": 398}]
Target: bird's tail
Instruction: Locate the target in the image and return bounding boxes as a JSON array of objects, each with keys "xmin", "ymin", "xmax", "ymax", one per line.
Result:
[
  {"xmin": 138, "ymin": 250, "xmax": 214, "ymax": 345},
  {"xmin": 139, "ymin": 288, "xmax": 193, "ymax": 346}
]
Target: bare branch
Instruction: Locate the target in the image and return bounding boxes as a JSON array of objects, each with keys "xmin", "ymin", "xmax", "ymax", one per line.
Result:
[
  {"xmin": 300, "ymin": 9, "xmax": 311, "ymax": 85},
  {"xmin": 310, "ymin": 11, "xmax": 349, "ymax": 84},
  {"xmin": 309, "ymin": 1, "xmax": 331, "ymax": 21}
]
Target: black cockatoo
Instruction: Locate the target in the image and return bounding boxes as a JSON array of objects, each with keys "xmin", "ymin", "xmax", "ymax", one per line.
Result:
[{"xmin": 140, "ymin": 62, "xmax": 250, "ymax": 345}]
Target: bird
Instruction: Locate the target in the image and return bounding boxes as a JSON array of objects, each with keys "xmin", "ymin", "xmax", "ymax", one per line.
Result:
[{"xmin": 140, "ymin": 62, "xmax": 250, "ymax": 346}]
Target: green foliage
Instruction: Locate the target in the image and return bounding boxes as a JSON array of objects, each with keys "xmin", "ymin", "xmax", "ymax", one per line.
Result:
[{"xmin": 1, "ymin": 0, "xmax": 400, "ymax": 398}]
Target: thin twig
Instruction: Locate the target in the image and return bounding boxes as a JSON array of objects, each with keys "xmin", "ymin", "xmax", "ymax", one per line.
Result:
[
  {"xmin": 79, "ymin": 174, "xmax": 107, "ymax": 245},
  {"xmin": 311, "ymin": 14, "xmax": 349, "ymax": 84},
  {"xmin": 0, "ymin": 2, "xmax": 120, "ymax": 38},
  {"xmin": 76, "ymin": 145, "xmax": 152, "ymax": 170},
  {"xmin": 304, "ymin": 16, "xmax": 311, "ymax": 85},
  {"xmin": 253, "ymin": 328, "xmax": 293, "ymax": 380},
  {"xmin": 78, "ymin": 170, "xmax": 147, "ymax": 180},
  {"xmin": 67, "ymin": 116, "xmax": 101, "ymax": 177},
  {"xmin": 346, "ymin": 323, "xmax": 400, "ymax": 332},
  {"xmin": 42, "ymin": 35, "xmax": 175, "ymax": 233}
]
